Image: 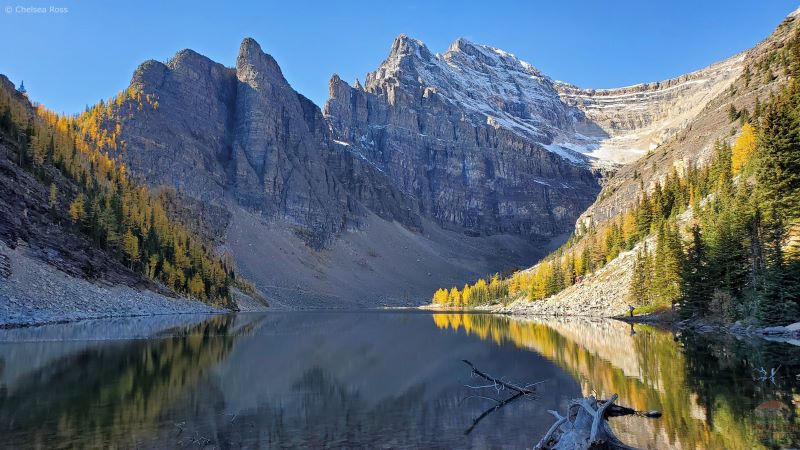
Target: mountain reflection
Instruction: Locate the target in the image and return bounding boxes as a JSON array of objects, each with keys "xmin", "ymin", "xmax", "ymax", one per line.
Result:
[
  {"xmin": 1, "ymin": 312, "xmax": 798, "ymax": 449},
  {"xmin": 0, "ymin": 312, "xmax": 573, "ymax": 449},
  {"xmin": 432, "ymin": 313, "xmax": 800, "ymax": 450}
]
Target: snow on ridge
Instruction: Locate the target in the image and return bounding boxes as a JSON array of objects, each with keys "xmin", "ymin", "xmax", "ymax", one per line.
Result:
[
  {"xmin": 366, "ymin": 35, "xmax": 598, "ymax": 165},
  {"xmin": 364, "ymin": 34, "xmax": 742, "ymax": 167}
]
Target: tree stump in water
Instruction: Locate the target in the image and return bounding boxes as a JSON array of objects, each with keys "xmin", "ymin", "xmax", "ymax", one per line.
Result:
[{"xmin": 534, "ymin": 394, "xmax": 657, "ymax": 450}]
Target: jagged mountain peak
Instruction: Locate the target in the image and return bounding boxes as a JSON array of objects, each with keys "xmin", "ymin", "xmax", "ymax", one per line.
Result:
[
  {"xmin": 236, "ymin": 37, "xmax": 285, "ymax": 84},
  {"xmin": 388, "ymin": 34, "xmax": 431, "ymax": 57},
  {"xmin": 443, "ymin": 37, "xmax": 542, "ymax": 76},
  {"xmin": 359, "ymin": 35, "xmax": 596, "ymax": 162},
  {"xmin": 168, "ymin": 48, "xmax": 208, "ymax": 66},
  {"xmin": 358, "ymin": 32, "xmax": 747, "ymax": 166}
]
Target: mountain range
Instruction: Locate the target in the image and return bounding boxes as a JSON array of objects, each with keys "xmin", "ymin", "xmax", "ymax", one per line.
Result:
[{"xmin": 4, "ymin": 9, "xmax": 798, "ymax": 310}]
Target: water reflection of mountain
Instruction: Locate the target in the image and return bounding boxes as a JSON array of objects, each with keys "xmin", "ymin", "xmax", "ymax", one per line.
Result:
[
  {"xmin": 432, "ymin": 314, "xmax": 800, "ymax": 450},
  {"xmin": 3, "ymin": 313, "xmax": 797, "ymax": 449},
  {"xmin": 0, "ymin": 313, "xmax": 580, "ymax": 449},
  {"xmin": 194, "ymin": 312, "xmax": 579, "ymax": 449}
]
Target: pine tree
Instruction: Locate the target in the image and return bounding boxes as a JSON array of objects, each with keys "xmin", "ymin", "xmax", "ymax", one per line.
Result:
[
  {"xmin": 48, "ymin": 183, "xmax": 58, "ymax": 209},
  {"xmin": 728, "ymin": 104, "xmax": 739, "ymax": 122},
  {"xmin": 68, "ymin": 194, "xmax": 86, "ymax": 224},
  {"xmin": 757, "ymin": 81, "xmax": 800, "ymax": 218},
  {"xmin": 758, "ymin": 219, "xmax": 799, "ymax": 324},
  {"xmin": 652, "ymin": 221, "xmax": 683, "ymax": 307},
  {"xmin": 681, "ymin": 225, "xmax": 711, "ymax": 318},
  {"xmin": 629, "ymin": 245, "xmax": 650, "ymax": 306}
]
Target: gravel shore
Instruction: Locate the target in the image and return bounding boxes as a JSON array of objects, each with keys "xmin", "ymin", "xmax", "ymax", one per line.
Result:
[{"xmin": 0, "ymin": 241, "xmax": 223, "ymax": 328}]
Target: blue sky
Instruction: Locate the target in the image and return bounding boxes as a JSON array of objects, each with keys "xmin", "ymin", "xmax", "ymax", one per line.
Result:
[{"xmin": 1, "ymin": 0, "xmax": 798, "ymax": 114}]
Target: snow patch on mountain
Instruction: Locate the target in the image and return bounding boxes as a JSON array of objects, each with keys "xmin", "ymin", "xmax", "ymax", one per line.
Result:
[{"xmin": 363, "ymin": 35, "xmax": 744, "ymax": 167}]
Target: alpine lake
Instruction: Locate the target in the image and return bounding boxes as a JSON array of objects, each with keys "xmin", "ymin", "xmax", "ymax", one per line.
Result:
[{"xmin": 1, "ymin": 311, "xmax": 798, "ymax": 449}]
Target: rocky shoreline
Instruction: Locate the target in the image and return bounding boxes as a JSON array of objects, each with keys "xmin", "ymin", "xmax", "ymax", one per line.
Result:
[{"xmin": 0, "ymin": 241, "xmax": 225, "ymax": 328}]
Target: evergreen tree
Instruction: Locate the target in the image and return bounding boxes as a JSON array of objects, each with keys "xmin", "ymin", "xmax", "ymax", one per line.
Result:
[
  {"xmin": 123, "ymin": 229, "xmax": 140, "ymax": 269},
  {"xmin": 629, "ymin": 244, "xmax": 651, "ymax": 306},
  {"xmin": 758, "ymin": 219, "xmax": 799, "ymax": 324},
  {"xmin": 681, "ymin": 225, "xmax": 711, "ymax": 319},
  {"xmin": 653, "ymin": 221, "xmax": 683, "ymax": 307},
  {"xmin": 757, "ymin": 81, "xmax": 800, "ymax": 218},
  {"xmin": 48, "ymin": 183, "xmax": 58, "ymax": 209}
]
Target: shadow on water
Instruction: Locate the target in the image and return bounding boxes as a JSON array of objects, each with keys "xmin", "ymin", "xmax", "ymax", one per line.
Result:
[{"xmin": 0, "ymin": 312, "xmax": 798, "ymax": 449}]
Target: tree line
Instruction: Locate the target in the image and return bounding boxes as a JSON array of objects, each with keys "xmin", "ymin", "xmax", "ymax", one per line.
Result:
[{"xmin": 0, "ymin": 81, "xmax": 236, "ymax": 307}]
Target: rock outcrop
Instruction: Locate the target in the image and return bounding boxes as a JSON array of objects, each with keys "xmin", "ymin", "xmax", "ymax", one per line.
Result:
[
  {"xmin": 116, "ymin": 39, "xmax": 419, "ymax": 249},
  {"xmin": 554, "ymin": 54, "xmax": 744, "ymax": 164},
  {"xmin": 324, "ymin": 36, "xmax": 602, "ymax": 240}
]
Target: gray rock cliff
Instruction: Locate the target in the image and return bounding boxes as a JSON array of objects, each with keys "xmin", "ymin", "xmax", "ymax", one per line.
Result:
[{"xmin": 324, "ymin": 36, "xmax": 603, "ymax": 240}]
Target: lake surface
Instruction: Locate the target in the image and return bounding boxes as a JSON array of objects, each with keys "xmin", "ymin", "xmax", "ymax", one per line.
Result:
[{"xmin": 0, "ymin": 312, "xmax": 798, "ymax": 449}]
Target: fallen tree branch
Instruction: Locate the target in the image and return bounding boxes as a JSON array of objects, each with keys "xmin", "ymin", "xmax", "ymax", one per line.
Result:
[
  {"xmin": 460, "ymin": 360, "xmax": 541, "ymax": 435},
  {"xmin": 462, "ymin": 360, "xmax": 537, "ymax": 395},
  {"xmin": 464, "ymin": 391, "xmax": 525, "ymax": 435}
]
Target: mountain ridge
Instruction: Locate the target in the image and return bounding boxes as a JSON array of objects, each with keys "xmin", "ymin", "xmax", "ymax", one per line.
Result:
[
  {"xmin": 89, "ymin": 27, "xmax": 769, "ymax": 306},
  {"xmin": 4, "ymin": 12, "xmax": 789, "ymax": 309}
]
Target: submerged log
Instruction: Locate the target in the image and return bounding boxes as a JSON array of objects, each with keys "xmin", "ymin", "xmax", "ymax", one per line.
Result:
[{"xmin": 534, "ymin": 394, "xmax": 660, "ymax": 450}]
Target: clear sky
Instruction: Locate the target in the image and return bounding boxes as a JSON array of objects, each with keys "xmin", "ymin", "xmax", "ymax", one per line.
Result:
[{"xmin": 1, "ymin": 0, "xmax": 798, "ymax": 114}]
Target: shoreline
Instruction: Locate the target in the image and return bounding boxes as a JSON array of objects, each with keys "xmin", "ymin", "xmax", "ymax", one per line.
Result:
[
  {"xmin": 422, "ymin": 304, "xmax": 800, "ymax": 343},
  {"xmin": 0, "ymin": 241, "xmax": 226, "ymax": 329},
  {"xmin": 0, "ymin": 309, "xmax": 228, "ymax": 330}
]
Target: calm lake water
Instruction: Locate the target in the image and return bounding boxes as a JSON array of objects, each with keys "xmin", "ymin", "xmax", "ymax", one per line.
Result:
[{"xmin": 0, "ymin": 312, "xmax": 798, "ymax": 449}]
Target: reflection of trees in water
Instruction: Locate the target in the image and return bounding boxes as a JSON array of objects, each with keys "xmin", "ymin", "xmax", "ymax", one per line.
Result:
[
  {"xmin": 432, "ymin": 313, "xmax": 800, "ymax": 450},
  {"xmin": 0, "ymin": 315, "xmax": 239, "ymax": 449},
  {"xmin": 680, "ymin": 332, "xmax": 800, "ymax": 449}
]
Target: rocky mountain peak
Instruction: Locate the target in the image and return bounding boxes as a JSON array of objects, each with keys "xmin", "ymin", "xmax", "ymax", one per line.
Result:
[
  {"xmin": 236, "ymin": 37, "xmax": 285, "ymax": 86},
  {"xmin": 387, "ymin": 34, "xmax": 432, "ymax": 60},
  {"xmin": 131, "ymin": 59, "xmax": 169, "ymax": 90},
  {"xmin": 444, "ymin": 37, "xmax": 542, "ymax": 77},
  {"xmin": 167, "ymin": 49, "xmax": 208, "ymax": 69}
]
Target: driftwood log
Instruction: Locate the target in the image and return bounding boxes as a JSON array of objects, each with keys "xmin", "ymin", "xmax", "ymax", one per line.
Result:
[
  {"xmin": 534, "ymin": 394, "xmax": 661, "ymax": 450},
  {"xmin": 459, "ymin": 361, "xmax": 660, "ymax": 450},
  {"xmin": 461, "ymin": 360, "xmax": 542, "ymax": 435}
]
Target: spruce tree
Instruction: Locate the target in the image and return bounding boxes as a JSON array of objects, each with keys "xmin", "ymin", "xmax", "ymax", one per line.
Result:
[
  {"xmin": 757, "ymin": 81, "xmax": 800, "ymax": 218},
  {"xmin": 758, "ymin": 219, "xmax": 799, "ymax": 325},
  {"xmin": 681, "ymin": 225, "xmax": 711, "ymax": 319}
]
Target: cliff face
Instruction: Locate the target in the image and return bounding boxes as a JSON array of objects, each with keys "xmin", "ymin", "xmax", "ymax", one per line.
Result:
[
  {"xmin": 324, "ymin": 36, "xmax": 602, "ymax": 240},
  {"xmin": 115, "ymin": 39, "xmax": 419, "ymax": 249},
  {"xmin": 554, "ymin": 54, "xmax": 744, "ymax": 164},
  {"xmin": 98, "ymin": 28, "xmax": 761, "ymax": 306},
  {"xmin": 107, "ymin": 37, "xmax": 565, "ymax": 306}
]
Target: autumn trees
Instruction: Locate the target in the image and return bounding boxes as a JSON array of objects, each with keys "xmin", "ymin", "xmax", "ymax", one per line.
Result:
[
  {"xmin": 431, "ymin": 49, "xmax": 800, "ymax": 324},
  {"xmin": 0, "ymin": 79, "xmax": 235, "ymax": 307},
  {"xmin": 431, "ymin": 274, "xmax": 508, "ymax": 307}
]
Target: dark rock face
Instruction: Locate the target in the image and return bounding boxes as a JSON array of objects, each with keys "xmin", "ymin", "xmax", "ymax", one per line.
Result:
[
  {"xmin": 115, "ymin": 39, "xmax": 419, "ymax": 248},
  {"xmin": 324, "ymin": 36, "xmax": 602, "ymax": 239},
  {"xmin": 230, "ymin": 38, "xmax": 352, "ymax": 242},
  {"xmin": 125, "ymin": 51, "xmax": 236, "ymax": 201},
  {"xmin": 114, "ymin": 36, "xmax": 597, "ymax": 247}
]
